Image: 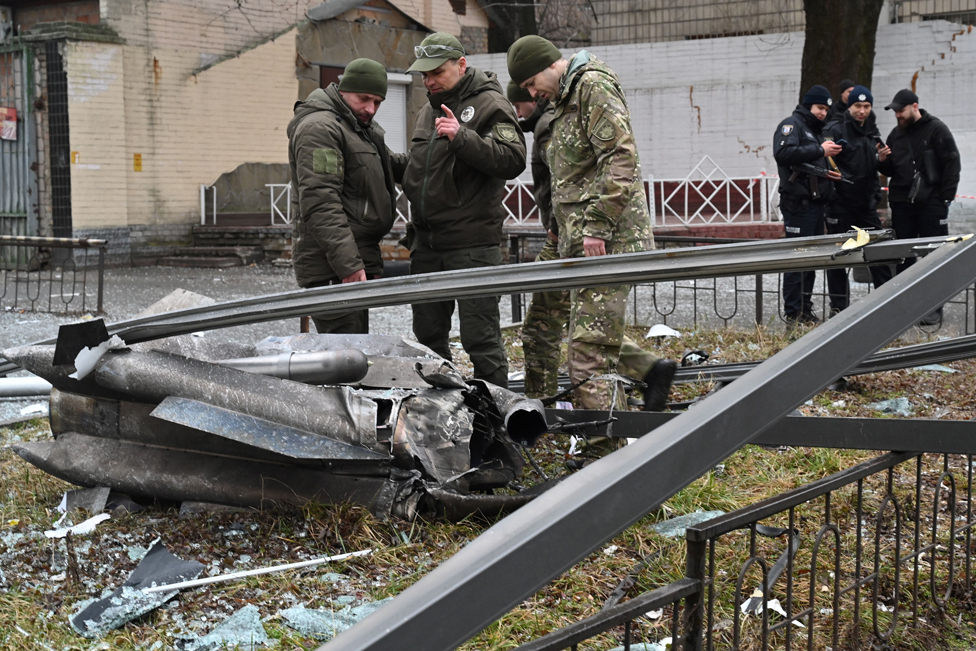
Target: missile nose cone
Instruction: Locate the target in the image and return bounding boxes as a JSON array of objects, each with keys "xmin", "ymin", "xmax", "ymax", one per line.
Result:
[
  {"xmin": 11, "ymin": 440, "xmax": 56, "ymax": 469},
  {"xmin": 2, "ymin": 345, "xmax": 60, "ymax": 381}
]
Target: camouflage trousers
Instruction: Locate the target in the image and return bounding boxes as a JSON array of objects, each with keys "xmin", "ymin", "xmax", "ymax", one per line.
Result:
[
  {"xmin": 522, "ymin": 238, "xmax": 571, "ymax": 398},
  {"xmin": 568, "ymin": 285, "xmax": 660, "ymax": 409}
]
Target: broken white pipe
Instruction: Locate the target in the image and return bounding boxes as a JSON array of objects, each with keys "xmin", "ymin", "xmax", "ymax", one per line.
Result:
[
  {"xmin": 142, "ymin": 548, "xmax": 375, "ymax": 594},
  {"xmin": 0, "ymin": 376, "xmax": 53, "ymax": 397}
]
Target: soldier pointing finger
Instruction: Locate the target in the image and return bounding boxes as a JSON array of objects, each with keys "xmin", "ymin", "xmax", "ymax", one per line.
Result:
[{"xmin": 391, "ymin": 33, "xmax": 526, "ymax": 388}]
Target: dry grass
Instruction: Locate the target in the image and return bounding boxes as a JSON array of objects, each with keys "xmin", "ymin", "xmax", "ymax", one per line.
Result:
[{"xmin": 2, "ymin": 323, "xmax": 976, "ymax": 649}]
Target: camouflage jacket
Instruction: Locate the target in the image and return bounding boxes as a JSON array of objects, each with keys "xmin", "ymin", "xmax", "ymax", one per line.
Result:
[{"xmin": 548, "ymin": 52, "xmax": 653, "ymax": 258}]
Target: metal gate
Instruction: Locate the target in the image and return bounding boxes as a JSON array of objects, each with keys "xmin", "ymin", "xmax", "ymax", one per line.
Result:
[
  {"xmin": 0, "ymin": 43, "xmax": 39, "ymax": 273},
  {"xmin": 0, "ymin": 44, "xmax": 38, "ymax": 237}
]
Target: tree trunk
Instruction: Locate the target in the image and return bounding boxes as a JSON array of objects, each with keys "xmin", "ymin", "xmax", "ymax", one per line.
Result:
[
  {"xmin": 800, "ymin": 0, "xmax": 886, "ymax": 103},
  {"xmin": 487, "ymin": 0, "xmax": 538, "ymax": 53}
]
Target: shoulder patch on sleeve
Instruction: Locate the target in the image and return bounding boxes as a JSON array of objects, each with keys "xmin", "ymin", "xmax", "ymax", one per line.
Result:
[
  {"xmin": 781, "ymin": 124, "xmax": 793, "ymax": 135},
  {"xmin": 493, "ymin": 123, "xmax": 519, "ymax": 143},
  {"xmin": 593, "ymin": 115, "xmax": 616, "ymax": 141},
  {"xmin": 313, "ymin": 147, "xmax": 341, "ymax": 174}
]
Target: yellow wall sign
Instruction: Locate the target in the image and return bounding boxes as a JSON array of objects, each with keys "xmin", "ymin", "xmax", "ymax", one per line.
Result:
[
  {"xmin": 133, "ymin": 153, "xmax": 143, "ymax": 172},
  {"xmin": 71, "ymin": 151, "xmax": 80, "ymax": 164}
]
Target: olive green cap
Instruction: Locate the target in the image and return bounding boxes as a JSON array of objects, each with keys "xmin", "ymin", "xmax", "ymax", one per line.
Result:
[
  {"xmin": 407, "ymin": 32, "xmax": 465, "ymax": 73},
  {"xmin": 507, "ymin": 35, "xmax": 561, "ymax": 86},
  {"xmin": 507, "ymin": 79, "xmax": 534, "ymax": 103},
  {"xmin": 338, "ymin": 58, "xmax": 388, "ymax": 99}
]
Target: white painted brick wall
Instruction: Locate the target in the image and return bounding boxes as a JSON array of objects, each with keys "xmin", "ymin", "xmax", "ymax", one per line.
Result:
[{"xmin": 469, "ymin": 20, "xmax": 976, "ymax": 226}]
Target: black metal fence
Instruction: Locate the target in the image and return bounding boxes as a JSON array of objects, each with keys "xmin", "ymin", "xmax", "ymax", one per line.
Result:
[
  {"xmin": 0, "ymin": 236, "xmax": 106, "ymax": 314},
  {"xmin": 515, "ymin": 450, "xmax": 975, "ymax": 651}
]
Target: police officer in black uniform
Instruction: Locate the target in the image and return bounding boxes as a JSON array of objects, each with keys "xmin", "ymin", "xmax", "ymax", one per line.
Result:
[
  {"xmin": 823, "ymin": 85, "xmax": 892, "ymax": 315},
  {"xmin": 773, "ymin": 85, "xmax": 843, "ymax": 324},
  {"xmin": 827, "ymin": 78, "xmax": 856, "ymax": 122}
]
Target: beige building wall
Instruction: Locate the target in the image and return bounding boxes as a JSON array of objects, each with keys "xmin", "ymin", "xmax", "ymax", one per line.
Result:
[
  {"xmin": 65, "ymin": 40, "xmax": 129, "ymax": 230},
  {"xmin": 112, "ymin": 30, "xmax": 298, "ymax": 228},
  {"xmin": 92, "ymin": 0, "xmax": 312, "ymax": 231},
  {"xmin": 53, "ymin": 0, "xmax": 447, "ymax": 261}
]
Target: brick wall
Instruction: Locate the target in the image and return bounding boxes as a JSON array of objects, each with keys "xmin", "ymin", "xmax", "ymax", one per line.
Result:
[
  {"xmin": 468, "ymin": 20, "xmax": 976, "ymax": 231},
  {"xmin": 13, "ymin": 1, "xmax": 100, "ymax": 32},
  {"xmin": 128, "ymin": 222, "xmax": 194, "ymax": 265},
  {"xmin": 460, "ymin": 26, "xmax": 489, "ymax": 55}
]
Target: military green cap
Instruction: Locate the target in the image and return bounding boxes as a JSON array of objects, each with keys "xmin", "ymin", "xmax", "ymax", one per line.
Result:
[
  {"xmin": 338, "ymin": 58, "xmax": 388, "ymax": 99},
  {"xmin": 507, "ymin": 79, "xmax": 534, "ymax": 103},
  {"xmin": 407, "ymin": 32, "xmax": 465, "ymax": 73},
  {"xmin": 507, "ymin": 35, "xmax": 561, "ymax": 86}
]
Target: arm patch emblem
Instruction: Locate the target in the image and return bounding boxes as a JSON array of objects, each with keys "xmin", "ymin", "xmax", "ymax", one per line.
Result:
[
  {"xmin": 494, "ymin": 123, "xmax": 519, "ymax": 142},
  {"xmin": 593, "ymin": 116, "xmax": 616, "ymax": 141},
  {"xmin": 781, "ymin": 125, "xmax": 793, "ymax": 135},
  {"xmin": 313, "ymin": 148, "xmax": 341, "ymax": 174}
]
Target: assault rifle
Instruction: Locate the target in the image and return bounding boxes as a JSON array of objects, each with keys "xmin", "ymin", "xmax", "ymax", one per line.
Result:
[{"xmin": 788, "ymin": 162, "xmax": 853, "ymax": 199}]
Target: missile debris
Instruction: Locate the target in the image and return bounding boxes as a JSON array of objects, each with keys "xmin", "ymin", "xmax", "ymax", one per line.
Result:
[{"xmin": 5, "ymin": 330, "xmax": 551, "ymax": 520}]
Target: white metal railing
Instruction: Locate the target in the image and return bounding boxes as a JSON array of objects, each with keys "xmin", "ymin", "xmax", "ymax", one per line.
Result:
[
  {"xmin": 501, "ymin": 177, "xmax": 542, "ymax": 225},
  {"xmin": 394, "ymin": 179, "xmax": 543, "ymax": 228},
  {"xmin": 395, "ymin": 186, "xmax": 409, "ymax": 226},
  {"xmin": 267, "ymin": 183, "xmax": 292, "ymax": 225},
  {"xmin": 205, "ymin": 158, "xmax": 782, "ymax": 230},
  {"xmin": 199, "ymin": 184, "xmax": 216, "ymax": 225},
  {"xmin": 649, "ymin": 156, "xmax": 779, "ymax": 227}
]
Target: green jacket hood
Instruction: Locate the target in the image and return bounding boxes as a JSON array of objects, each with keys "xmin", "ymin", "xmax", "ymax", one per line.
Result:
[{"xmin": 558, "ymin": 51, "xmax": 590, "ymax": 97}]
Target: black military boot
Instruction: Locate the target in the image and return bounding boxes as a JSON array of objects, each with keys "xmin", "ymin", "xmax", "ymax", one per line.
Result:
[{"xmin": 642, "ymin": 359, "xmax": 677, "ymax": 412}]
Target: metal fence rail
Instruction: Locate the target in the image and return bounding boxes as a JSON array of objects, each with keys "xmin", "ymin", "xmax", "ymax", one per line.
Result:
[
  {"xmin": 0, "ymin": 236, "xmax": 106, "ymax": 314},
  {"xmin": 506, "ymin": 233, "xmax": 976, "ymax": 335},
  {"xmin": 512, "ymin": 449, "xmax": 975, "ymax": 651}
]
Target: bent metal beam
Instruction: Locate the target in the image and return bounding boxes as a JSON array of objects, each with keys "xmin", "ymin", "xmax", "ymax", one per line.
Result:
[
  {"xmin": 0, "ymin": 233, "xmax": 951, "ymax": 374},
  {"xmin": 318, "ymin": 236, "xmax": 976, "ymax": 651}
]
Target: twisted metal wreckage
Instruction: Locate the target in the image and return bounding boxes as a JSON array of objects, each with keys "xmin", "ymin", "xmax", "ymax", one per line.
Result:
[{"xmin": 3, "ymin": 232, "xmax": 973, "ymax": 525}]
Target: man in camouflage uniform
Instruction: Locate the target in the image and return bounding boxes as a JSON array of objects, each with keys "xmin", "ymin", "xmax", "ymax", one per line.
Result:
[
  {"xmin": 508, "ymin": 36, "xmax": 677, "ymax": 410},
  {"xmin": 288, "ymin": 58, "xmax": 397, "ymax": 333},
  {"xmin": 507, "ymin": 80, "xmax": 567, "ymax": 399}
]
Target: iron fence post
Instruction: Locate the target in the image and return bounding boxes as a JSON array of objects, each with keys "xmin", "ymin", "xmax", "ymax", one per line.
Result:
[
  {"xmin": 755, "ymin": 273, "xmax": 763, "ymax": 325},
  {"xmin": 97, "ymin": 243, "xmax": 105, "ymax": 314},
  {"xmin": 680, "ymin": 538, "xmax": 707, "ymax": 651},
  {"xmin": 510, "ymin": 233, "xmax": 522, "ymax": 322}
]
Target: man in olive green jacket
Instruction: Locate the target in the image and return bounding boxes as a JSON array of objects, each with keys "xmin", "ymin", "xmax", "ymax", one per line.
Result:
[
  {"xmin": 288, "ymin": 58, "xmax": 398, "ymax": 333},
  {"xmin": 395, "ymin": 33, "xmax": 526, "ymax": 388}
]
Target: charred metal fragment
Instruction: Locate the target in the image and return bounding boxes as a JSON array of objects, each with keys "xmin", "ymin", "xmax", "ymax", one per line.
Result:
[
  {"xmin": 13, "ymin": 433, "xmax": 398, "ymax": 510},
  {"xmin": 6, "ymin": 335, "xmax": 553, "ymax": 521},
  {"xmin": 151, "ymin": 397, "xmax": 388, "ymax": 462}
]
